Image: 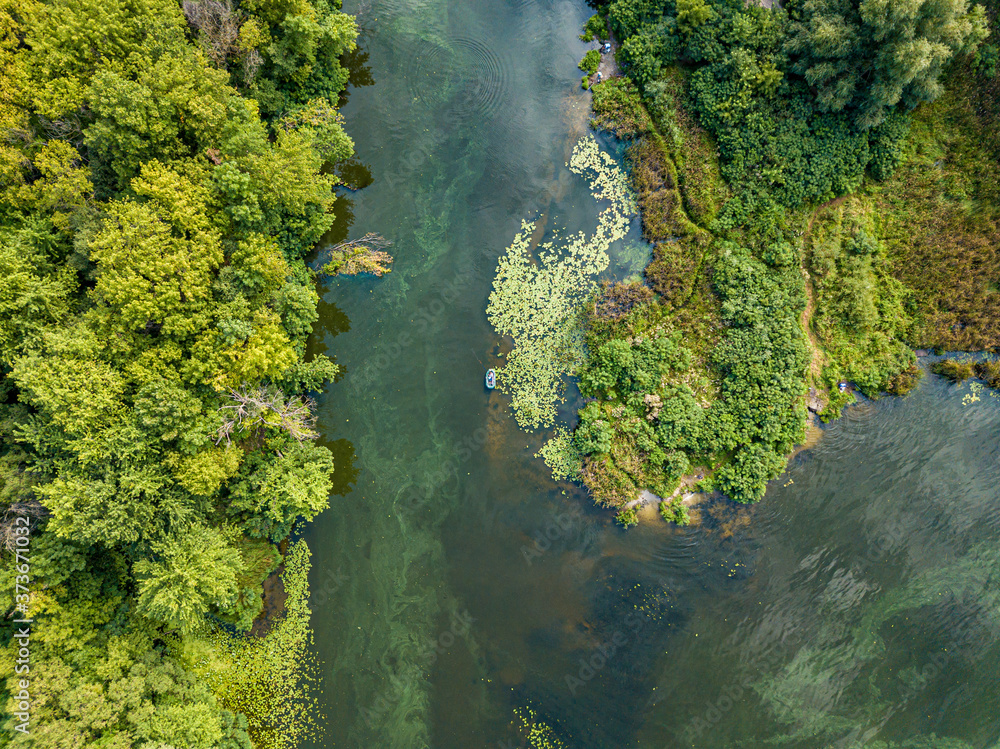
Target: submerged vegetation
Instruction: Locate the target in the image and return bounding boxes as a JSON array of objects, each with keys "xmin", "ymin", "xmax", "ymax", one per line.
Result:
[
  {"xmin": 0, "ymin": 0, "xmax": 363, "ymax": 744},
  {"xmin": 531, "ymin": 0, "xmax": 999, "ymax": 519}
]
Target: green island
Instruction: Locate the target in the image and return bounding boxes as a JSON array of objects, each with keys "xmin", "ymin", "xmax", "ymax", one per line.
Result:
[
  {"xmin": 492, "ymin": 0, "xmax": 1000, "ymax": 526},
  {"xmin": 0, "ymin": 0, "xmax": 365, "ymax": 745}
]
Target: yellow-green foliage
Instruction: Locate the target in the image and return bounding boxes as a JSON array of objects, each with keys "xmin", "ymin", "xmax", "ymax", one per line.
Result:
[
  {"xmin": 222, "ymin": 536, "xmax": 283, "ymax": 631},
  {"xmin": 591, "ymin": 77, "xmax": 653, "ymax": 139},
  {"xmin": 191, "ymin": 540, "xmax": 322, "ymax": 749},
  {"xmin": 487, "ymin": 136, "xmax": 636, "ymax": 430},
  {"xmin": 645, "ymin": 67, "xmax": 729, "ymax": 228},
  {"xmin": 579, "ymin": 49, "xmax": 601, "ymax": 76},
  {"xmin": 870, "ymin": 79, "xmax": 1000, "ymax": 352},
  {"xmin": 536, "ymin": 428, "xmax": 583, "ymax": 481},
  {"xmin": 806, "ymin": 197, "xmax": 915, "ymax": 395}
]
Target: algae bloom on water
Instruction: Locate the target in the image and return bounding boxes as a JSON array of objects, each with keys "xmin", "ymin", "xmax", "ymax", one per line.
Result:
[{"xmin": 486, "ymin": 135, "xmax": 636, "ymax": 431}]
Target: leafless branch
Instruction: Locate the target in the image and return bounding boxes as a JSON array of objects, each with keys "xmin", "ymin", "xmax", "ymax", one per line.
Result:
[
  {"xmin": 328, "ymin": 233, "xmax": 393, "ymax": 254},
  {"xmin": 183, "ymin": 0, "xmax": 243, "ymax": 69},
  {"xmin": 321, "ymin": 233, "xmax": 394, "ymax": 277},
  {"xmin": 215, "ymin": 385, "xmax": 319, "ymax": 446},
  {"xmin": 1, "ymin": 500, "xmax": 47, "ymax": 555}
]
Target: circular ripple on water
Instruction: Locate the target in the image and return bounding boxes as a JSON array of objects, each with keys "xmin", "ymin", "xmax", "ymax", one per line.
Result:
[
  {"xmin": 409, "ymin": 37, "xmax": 510, "ymax": 123},
  {"xmin": 814, "ymin": 399, "xmax": 879, "ymax": 461}
]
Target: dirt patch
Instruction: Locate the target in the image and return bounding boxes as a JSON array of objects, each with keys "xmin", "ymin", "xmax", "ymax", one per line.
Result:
[{"xmin": 586, "ymin": 27, "xmax": 621, "ymax": 86}]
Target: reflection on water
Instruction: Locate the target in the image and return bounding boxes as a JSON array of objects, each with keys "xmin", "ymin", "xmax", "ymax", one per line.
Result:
[{"xmin": 306, "ymin": 0, "xmax": 1000, "ymax": 746}]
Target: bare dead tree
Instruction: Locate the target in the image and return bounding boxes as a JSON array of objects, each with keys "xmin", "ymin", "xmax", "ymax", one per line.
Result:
[
  {"xmin": 215, "ymin": 385, "xmax": 319, "ymax": 446},
  {"xmin": 328, "ymin": 233, "xmax": 392, "ymax": 254},
  {"xmin": 1, "ymin": 500, "xmax": 47, "ymax": 555},
  {"xmin": 241, "ymin": 46, "xmax": 262, "ymax": 84},
  {"xmin": 321, "ymin": 233, "xmax": 394, "ymax": 277},
  {"xmin": 183, "ymin": 0, "xmax": 243, "ymax": 69}
]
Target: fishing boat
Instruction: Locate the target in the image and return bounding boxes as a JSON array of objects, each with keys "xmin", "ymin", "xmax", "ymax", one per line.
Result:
[{"xmin": 485, "ymin": 368, "xmax": 496, "ymax": 390}]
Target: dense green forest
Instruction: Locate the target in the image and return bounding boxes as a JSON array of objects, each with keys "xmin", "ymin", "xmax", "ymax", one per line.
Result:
[
  {"xmin": 568, "ymin": 0, "xmax": 999, "ymax": 522},
  {"xmin": 0, "ymin": 0, "xmax": 359, "ymax": 745}
]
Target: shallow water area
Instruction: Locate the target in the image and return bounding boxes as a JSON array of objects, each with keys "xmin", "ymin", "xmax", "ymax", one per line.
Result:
[{"xmin": 304, "ymin": 1, "xmax": 1000, "ymax": 746}]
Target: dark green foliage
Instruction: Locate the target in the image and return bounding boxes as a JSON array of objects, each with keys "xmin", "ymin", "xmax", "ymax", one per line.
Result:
[
  {"xmin": 600, "ymin": 0, "xmax": 926, "ymax": 229},
  {"xmin": 615, "ymin": 506, "xmax": 639, "ymax": 527},
  {"xmin": 573, "ymin": 244, "xmax": 805, "ymax": 506},
  {"xmin": 218, "ymin": 537, "xmax": 282, "ymax": 631},
  {"xmin": 580, "ymin": 49, "xmax": 602, "ymax": 76},
  {"xmin": 619, "ymin": 20, "xmax": 678, "ymax": 85},
  {"xmin": 240, "ymin": 0, "xmax": 358, "ymax": 118},
  {"xmin": 581, "ymin": 13, "xmax": 609, "ymax": 41},
  {"xmin": 932, "ymin": 359, "xmax": 977, "ymax": 382},
  {"xmin": 591, "ymin": 77, "xmax": 654, "ymax": 138},
  {"xmin": 867, "ymin": 111, "xmax": 911, "ymax": 180},
  {"xmin": 659, "ymin": 497, "xmax": 690, "ymax": 525},
  {"xmin": 705, "ymin": 246, "xmax": 808, "ymax": 500},
  {"xmin": 572, "ymin": 0, "xmax": 995, "ymax": 515},
  {"xmin": 972, "ymin": 43, "xmax": 999, "ymax": 77},
  {"xmin": 575, "ymin": 407, "xmax": 615, "ymax": 455},
  {"xmin": 847, "ymin": 228, "xmax": 879, "ymax": 255},
  {"xmin": 886, "ymin": 363, "xmax": 922, "ymax": 396},
  {"xmin": 715, "ymin": 441, "xmax": 788, "ymax": 504},
  {"xmin": 784, "ymin": 0, "xmax": 988, "ymax": 129},
  {"xmin": 579, "ymin": 333, "xmax": 691, "ymax": 398},
  {"xmin": 763, "ymin": 241, "xmax": 797, "ymax": 267}
]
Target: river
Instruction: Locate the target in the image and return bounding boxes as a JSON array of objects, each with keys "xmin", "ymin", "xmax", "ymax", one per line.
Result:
[{"xmin": 303, "ymin": 0, "xmax": 1000, "ymax": 746}]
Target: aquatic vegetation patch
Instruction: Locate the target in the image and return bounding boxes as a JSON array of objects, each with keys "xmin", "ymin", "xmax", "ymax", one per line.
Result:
[
  {"xmin": 509, "ymin": 705, "xmax": 569, "ymax": 748},
  {"xmin": 537, "ymin": 428, "xmax": 583, "ymax": 481},
  {"xmin": 192, "ymin": 541, "xmax": 324, "ymax": 749},
  {"xmin": 487, "ymin": 135, "xmax": 636, "ymax": 431}
]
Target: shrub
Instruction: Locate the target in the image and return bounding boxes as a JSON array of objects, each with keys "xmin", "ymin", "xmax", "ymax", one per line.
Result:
[
  {"xmin": 886, "ymin": 363, "xmax": 922, "ymax": 396},
  {"xmin": 931, "ymin": 359, "xmax": 976, "ymax": 383},
  {"xmin": 592, "ymin": 281, "xmax": 654, "ymax": 321},
  {"xmin": 591, "ymin": 78, "xmax": 653, "ymax": 139},
  {"xmin": 972, "ymin": 44, "xmax": 999, "ymax": 78},
  {"xmin": 616, "ymin": 506, "xmax": 639, "ymax": 528},
  {"xmin": 575, "ymin": 416, "xmax": 614, "ymax": 455},
  {"xmin": 848, "ymin": 228, "xmax": 879, "ymax": 256},
  {"xmin": 580, "ymin": 50, "xmax": 602, "ymax": 76},
  {"xmin": 975, "ymin": 360, "xmax": 1000, "ymax": 389},
  {"xmin": 763, "ymin": 241, "xmax": 797, "ymax": 267},
  {"xmin": 659, "ymin": 498, "xmax": 690, "ymax": 525},
  {"xmin": 868, "ymin": 112, "xmax": 910, "ymax": 180},
  {"xmin": 581, "ymin": 14, "xmax": 607, "ymax": 42}
]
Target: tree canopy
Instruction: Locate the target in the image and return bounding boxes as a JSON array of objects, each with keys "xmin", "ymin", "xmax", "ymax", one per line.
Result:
[{"xmin": 0, "ymin": 0, "xmax": 359, "ymax": 744}]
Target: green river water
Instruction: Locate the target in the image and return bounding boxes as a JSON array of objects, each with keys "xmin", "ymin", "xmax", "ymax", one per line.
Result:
[{"xmin": 303, "ymin": 0, "xmax": 1000, "ymax": 746}]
